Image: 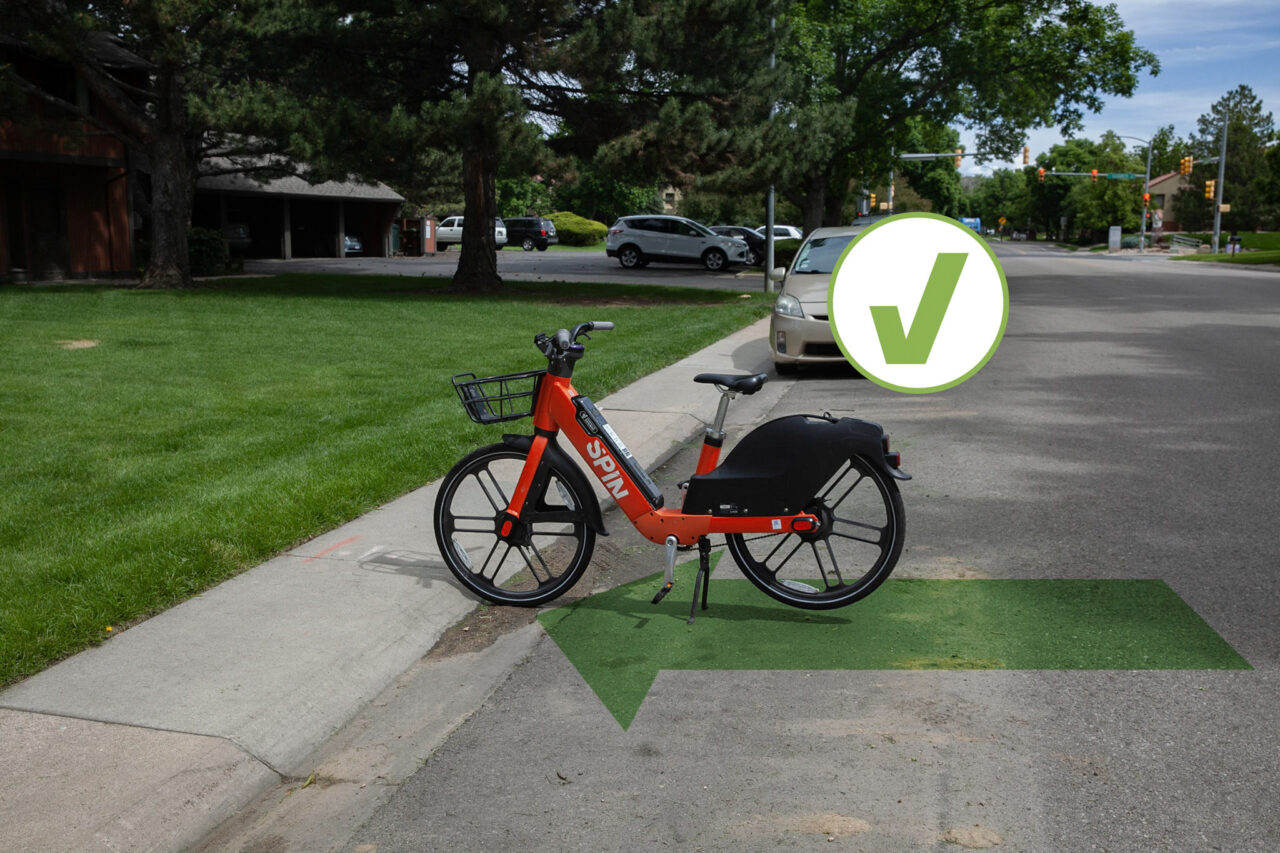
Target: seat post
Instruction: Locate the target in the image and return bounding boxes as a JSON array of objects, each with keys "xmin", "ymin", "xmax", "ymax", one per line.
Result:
[{"xmin": 706, "ymin": 386, "xmax": 737, "ymax": 443}]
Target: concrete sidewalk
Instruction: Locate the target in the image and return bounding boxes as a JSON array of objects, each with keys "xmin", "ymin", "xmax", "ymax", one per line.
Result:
[{"xmin": 0, "ymin": 318, "xmax": 785, "ymax": 853}]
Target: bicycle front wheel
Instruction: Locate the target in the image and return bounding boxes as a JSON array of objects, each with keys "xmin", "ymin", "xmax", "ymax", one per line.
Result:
[
  {"xmin": 434, "ymin": 443, "xmax": 595, "ymax": 606},
  {"xmin": 725, "ymin": 455, "xmax": 904, "ymax": 610}
]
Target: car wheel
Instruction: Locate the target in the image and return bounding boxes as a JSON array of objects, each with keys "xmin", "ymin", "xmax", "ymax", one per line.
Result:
[
  {"xmin": 745, "ymin": 248, "xmax": 761, "ymax": 266},
  {"xmin": 702, "ymin": 248, "xmax": 728, "ymax": 271},
  {"xmin": 618, "ymin": 245, "xmax": 643, "ymax": 269},
  {"xmin": 522, "ymin": 237, "xmax": 535, "ymax": 251}
]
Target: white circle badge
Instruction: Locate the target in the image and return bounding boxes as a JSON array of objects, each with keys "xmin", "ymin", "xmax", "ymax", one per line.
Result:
[{"xmin": 828, "ymin": 213, "xmax": 1008, "ymax": 394}]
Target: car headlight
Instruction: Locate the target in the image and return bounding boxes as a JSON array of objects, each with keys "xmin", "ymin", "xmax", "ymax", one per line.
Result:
[{"xmin": 773, "ymin": 293, "xmax": 804, "ymax": 318}]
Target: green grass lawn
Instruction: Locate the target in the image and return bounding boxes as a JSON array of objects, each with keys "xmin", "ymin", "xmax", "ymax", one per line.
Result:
[
  {"xmin": 0, "ymin": 275, "xmax": 770, "ymax": 685},
  {"xmin": 1171, "ymin": 249, "xmax": 1280, "ymax": 265},
  {"xmin": 1181, "ymin": 231, "xmax": 1280, "ymax": 251}
]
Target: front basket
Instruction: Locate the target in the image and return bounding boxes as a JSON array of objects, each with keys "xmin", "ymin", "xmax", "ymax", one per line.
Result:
[{"xmin": 451, "ymin": 369, "xmax": 546, "ymax": 424}]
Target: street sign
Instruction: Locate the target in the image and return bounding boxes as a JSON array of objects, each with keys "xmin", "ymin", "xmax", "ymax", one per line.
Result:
[
  {"xmin": 998, "ymin": 216, "xmax": 1007, "ymax": 225},
  {"xmin": 1106, "ymin": 172, "xmax": 1141, "ymax": 179},
  {"xmin": 1219, "ymin": 204, "xmax": 1232, "ymax": 212}
]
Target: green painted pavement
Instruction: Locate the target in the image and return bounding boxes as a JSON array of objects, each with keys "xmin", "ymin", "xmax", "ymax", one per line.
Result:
[{"xmin": 538, "ymin": 561, "xmax": 1250, "ymax": 729}]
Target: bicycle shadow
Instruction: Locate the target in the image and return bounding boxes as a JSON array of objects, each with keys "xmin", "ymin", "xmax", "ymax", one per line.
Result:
[
  {"xmin": 357, "ymin": 548, "xmax": 460, "ymax": 590},
  {"xmin": 551, "ymin": 572, "xmax": 852, "ymax": 627}
]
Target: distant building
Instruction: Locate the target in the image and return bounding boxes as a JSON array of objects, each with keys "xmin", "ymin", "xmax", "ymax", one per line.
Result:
[
  {"xmin": 0, "ymin": 34, "xmax": 149, "ymax": 280},
  {"xmin": 2, "ymin": 35, "xmax": 404, "ymax": 281},
  {"xmin": 194, "ymin": 164, "xmax": 404, "ymax": 260},
  {"xmin": 1147, "ymin": 172, "xmax": 1190, "ymax": 233}
]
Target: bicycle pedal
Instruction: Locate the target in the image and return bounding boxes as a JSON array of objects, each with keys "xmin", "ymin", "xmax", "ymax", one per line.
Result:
[{"xmin": 651, "ymin": 581, "xmax": 674, "ymax": 605}]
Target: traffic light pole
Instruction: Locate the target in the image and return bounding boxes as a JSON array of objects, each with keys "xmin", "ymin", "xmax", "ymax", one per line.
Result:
[
  {"xmin": 1117, "ymin": 134, "xmax": 1154, "ymax": 254},
  {"xmin": 1212, "ymin": 109, "xmax": 1228, "ymax": 254}
]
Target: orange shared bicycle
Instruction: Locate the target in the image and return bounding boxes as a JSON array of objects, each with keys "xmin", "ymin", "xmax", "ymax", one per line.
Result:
[{"xmin": 435, "ymin": 321, "xmax": 909, "ymax": 621}]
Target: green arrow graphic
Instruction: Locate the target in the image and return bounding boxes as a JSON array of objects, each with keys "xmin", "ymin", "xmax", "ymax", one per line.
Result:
[
  {"xmin": 870, "ymin": 252, "xmax": 968, "ymax": 364},
  {"xmin": 538, "ymin": 561, "xmax": 1250, "ymax": 729}
]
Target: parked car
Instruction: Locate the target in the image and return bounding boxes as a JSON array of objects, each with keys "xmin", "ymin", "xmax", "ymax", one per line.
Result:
[
  {"xmin": 710, "ymin": 225, "xmax": 764, "ymax": 266},
  {"xmin": 770, "ymin": 223, "xmax": 874, "ymax": 373},
  {"xmin": 503, "ymin": 216, "xmax": 558, "ymax": 251},
  {"xmin": 755, "ymin": 224, "xmax": 803, "ymax": 241},
  {"xmin": 435, "ymin": 216, "xmax": 508, "ymax": 249},
  {"xmin": 605, "ymin": 215, "xmax": 749, "ymax": 271},
  {"xmin": 343, "ymin": 234, "xmax": 363, "ymax": 254},
  {"xmin": 222, "ymin": 223, "xmax": 251, "ymax": 256}
]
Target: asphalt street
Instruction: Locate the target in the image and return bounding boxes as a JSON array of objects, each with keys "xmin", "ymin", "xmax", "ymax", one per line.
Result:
[
  {"xmin": 245, "ymin": 245, "xmax": 777, "ymax": 290},
  {"xmin": 213, "ymin": 245, "xmax": 1278, "ymax": 852}
]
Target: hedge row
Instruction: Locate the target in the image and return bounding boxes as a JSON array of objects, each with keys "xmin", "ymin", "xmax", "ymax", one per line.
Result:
[{"xmin": 548, "ymin": 211, "xmax": 608, "ymax": 246}]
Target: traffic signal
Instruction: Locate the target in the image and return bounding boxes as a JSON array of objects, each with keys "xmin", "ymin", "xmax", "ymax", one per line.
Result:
[
  {"xmin": 869, "ymin": 193, "xmax": 877, "ymax": 209},
  {"xmin": 1091, "ymin": 169, "xmax": 1098, "ymax": 184},
  {"xmin": 1204, "ymin": 179, "xmax": 1215, "ymax": 199},
  {"xmin": 1143, "ymin": 192, "xmax": 1150, "ymax": 206},
  {"xmin": 954, "ymin": 148, "xmax": 962, "ymax": 169},
  {"xmin": 1037, "ymin": 167, "xmax": 1045, "ymax": 183},
  {"xmin": 1022, "ymin": 146, "xmax": 1030, "ymax": 165},
  {"xmin": 1179, "ymin": 155, "xmax": 1194, "ymax": 175}
]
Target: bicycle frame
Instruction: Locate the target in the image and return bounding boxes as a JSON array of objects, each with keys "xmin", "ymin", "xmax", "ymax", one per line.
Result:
[{"xmin": 503, "ymin": 370, "xmax": 822, "ymax": 548}]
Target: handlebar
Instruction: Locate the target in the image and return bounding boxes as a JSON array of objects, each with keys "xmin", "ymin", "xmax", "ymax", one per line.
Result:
[{"xmin": 535, "ymin": 321, "xmax": 614, "ymax": 375}]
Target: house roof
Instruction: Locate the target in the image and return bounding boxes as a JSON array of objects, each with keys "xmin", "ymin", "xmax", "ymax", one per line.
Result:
[
  {"xmin": 1148, "ymin": 172, "xmax": 1185, "ymax": 191},
  {"xmin": 196, "ymin": 165, "xmax": 404, "ymax": 203}
]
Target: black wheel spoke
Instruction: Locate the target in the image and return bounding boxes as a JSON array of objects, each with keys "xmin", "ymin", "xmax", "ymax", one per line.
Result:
[
  {"xmin": 477, "ymin": 467, "xmax": 510, "ymax": 513},
  {"xmin": 478, "ymin": 540, "xmax": 504, "ymax": 581},
  {"xmin": 436, "ymin": 446, "xmax": 596, "ymax": 606},
  {"xmin": 722, "ymin": 455, "xmax": 904, "ymax": 610},
  {"xmin": 769, "ymin": 537, "xmax": 807, "ymax": 575}
]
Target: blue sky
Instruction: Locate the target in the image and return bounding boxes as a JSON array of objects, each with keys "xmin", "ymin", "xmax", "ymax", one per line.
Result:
[{"xmin": 959, "ymin": 0, "xmax": 1280, "ymax": 176}]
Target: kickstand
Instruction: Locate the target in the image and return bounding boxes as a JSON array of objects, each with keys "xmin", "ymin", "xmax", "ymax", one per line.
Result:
[
  {"xmin": 651, "ymin": 535, "xmax": 679, "ymax": 604},
  {"xmin": 687, "ymin": 537, "xmax": 712, "ymax": 624}
]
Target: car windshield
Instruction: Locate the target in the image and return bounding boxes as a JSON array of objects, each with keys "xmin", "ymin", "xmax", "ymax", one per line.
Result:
[
  {"xmin": 683, "ymin": 220, "xmax": 715, "ymax": 237},
  {"xmin": 792, "ymin": 235, "xmax": 856, "ymax": 275}
]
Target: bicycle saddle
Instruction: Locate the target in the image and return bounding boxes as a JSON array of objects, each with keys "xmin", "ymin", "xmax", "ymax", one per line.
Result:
[{"xmin": 693, "ymin": 372, "xmax": 768, "ymax": 395}]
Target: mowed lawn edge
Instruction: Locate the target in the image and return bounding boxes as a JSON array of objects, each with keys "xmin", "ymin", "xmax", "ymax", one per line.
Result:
[{"xmin": 0, "ymin": 274, "xmax": 771, "ymax": 686}]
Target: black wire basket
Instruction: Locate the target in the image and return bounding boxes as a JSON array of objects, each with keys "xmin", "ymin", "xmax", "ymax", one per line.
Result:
[{"xmin": 451, "ymin": 369, "xmax": 546, "ymax": 424}]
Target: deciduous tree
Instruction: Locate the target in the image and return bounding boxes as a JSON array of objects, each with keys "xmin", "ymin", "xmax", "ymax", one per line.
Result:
[{"xmin": 767, "ymin": 0, "xmax": 1157, "ymax": 234}]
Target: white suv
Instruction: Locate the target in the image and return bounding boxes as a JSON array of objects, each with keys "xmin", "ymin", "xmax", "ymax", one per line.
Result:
[
  {"xmin": 606, "ymin": 215, "xmax": 749, "ymax": 271},
  {"xmin": 436, "ymin": 216, "xmax": 507, "ymax": 249}
]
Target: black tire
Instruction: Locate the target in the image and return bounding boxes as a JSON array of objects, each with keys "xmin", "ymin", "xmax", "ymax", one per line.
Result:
[
  {"xmin": 702, "ymin": 248, "xmax": 728, "ymax": 271},
  {"xmin": 434, "ymin": 444, "xmax": 595, "ymax": 606},
  {"xmin": 522, "ymin": 237, "xmax": 536, "ymax": 251},
  {"xmin": 725, "ymin": 455, "xmax": 904, "ymax": 610},
  {"xmin": 617, "ymin": 245, "xmax": 643, "ymax": 269},
  {"xmin": 745, "ymin": 248, "xmax": 762, "ymax": 267}
]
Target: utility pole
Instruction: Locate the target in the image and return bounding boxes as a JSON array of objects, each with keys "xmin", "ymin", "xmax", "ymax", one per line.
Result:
[
  {"xmin": 1212, "ymin": 108, "xmax": 1228, "ymax": 254},
  {"xmin": 763, "ymin": 16, "xmax": 776, "ymax": 291}
]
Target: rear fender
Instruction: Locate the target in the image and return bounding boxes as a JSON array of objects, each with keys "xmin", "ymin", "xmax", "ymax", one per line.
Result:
[{"xmin": 682, "ymin": 414, "xmax": 910, "ymax": 517}]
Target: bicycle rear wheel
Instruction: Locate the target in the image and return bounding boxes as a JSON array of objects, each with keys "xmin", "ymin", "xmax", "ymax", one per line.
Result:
[
  {"xmin": 725, "ymin": 454, "xmax": 904, "ymax": 610},
  {"xmin": 434, "ymin": 443, "xmax": 595, "ymax": 606}
]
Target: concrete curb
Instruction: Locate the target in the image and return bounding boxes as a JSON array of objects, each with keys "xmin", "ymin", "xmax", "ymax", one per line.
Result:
[{"xmin": 0, "ymin": 317, "xmax": 778, "ymax": 853}]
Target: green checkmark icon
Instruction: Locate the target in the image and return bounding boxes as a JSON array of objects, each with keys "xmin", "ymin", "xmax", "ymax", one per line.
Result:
[{"xmin": 870, "ymin": 252, "xmax": 968, "ymax": 364}]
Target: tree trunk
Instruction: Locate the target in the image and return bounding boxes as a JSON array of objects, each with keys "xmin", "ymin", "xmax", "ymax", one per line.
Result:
[
  {"xmin": 452, "ymin": 143, "xmax": 502, "ymax": 292},
  {"xmin": 140, "ymin": 65, "xmax": 195, "ymax": 289},
  {"xmin": 797, "ymin": 169, "xmax": 829, "ymax": 236}
]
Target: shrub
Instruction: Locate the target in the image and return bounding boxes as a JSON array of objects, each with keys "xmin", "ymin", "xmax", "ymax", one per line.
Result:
[
  {"xmin": 773, "ymin": 238, "xmax": 803, "ymax": 270},
  {"xmin": 189, "ymin": 227, "xmax": 227, "ymax": 276},
  {"xmin": 549, "ymin": 211, "xmax": 608, "ymax": 246}
]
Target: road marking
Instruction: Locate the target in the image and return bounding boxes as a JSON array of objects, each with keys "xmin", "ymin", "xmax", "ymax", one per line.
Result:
[
  {"xmin": 540, "ymin": 562, "xmax": 1250, "ymax": 729},
  {"xmin": 302, "ymin": 536, "xmax": 360, "ymax": 563}
]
